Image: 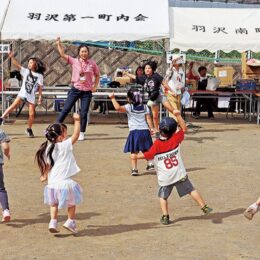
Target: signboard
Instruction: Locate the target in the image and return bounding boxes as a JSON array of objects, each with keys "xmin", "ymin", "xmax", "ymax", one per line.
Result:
[
  {"xmin": 166, "ymin": 52, "xmax": 186, "ymax": 64},
  {"xmin": 170, "ymin": 7, "xmax": 260, "ymax": 52},
  {"xmin": 1, "ymin": 0, "xmax": 169, "ymax": 41}
]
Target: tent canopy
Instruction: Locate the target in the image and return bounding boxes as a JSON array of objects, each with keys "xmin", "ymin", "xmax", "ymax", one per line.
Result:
[
  {"xmin": 1, "ymin": 0, "xmax": 169, "ymax": 41},
  {"xmin": 170, "ymin": 7, "xmax": 260, "ymax": 53},
  {"xmin": 0, "ymin": 0, "xmax": 10, "ymax": 39}
]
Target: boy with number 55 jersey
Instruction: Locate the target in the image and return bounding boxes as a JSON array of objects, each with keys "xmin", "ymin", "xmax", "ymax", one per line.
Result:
[{"xmin": 131, "ymin": 111, "xmax": 213, "ymax": 225}]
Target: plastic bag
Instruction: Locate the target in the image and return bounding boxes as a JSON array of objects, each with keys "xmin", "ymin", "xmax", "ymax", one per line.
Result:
[{"xmin": 181, "ymin": 90, "xmax": 190, "ymax": 106}]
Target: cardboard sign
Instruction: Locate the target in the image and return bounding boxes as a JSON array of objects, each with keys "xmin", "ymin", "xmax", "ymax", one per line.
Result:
[
  {"xmin": 0, "ymin": 44, "xmax": 10, "ymax": 53},
  {"xmin": 166, "ymin": 52, "xmax": 186, "ymax": 64}
]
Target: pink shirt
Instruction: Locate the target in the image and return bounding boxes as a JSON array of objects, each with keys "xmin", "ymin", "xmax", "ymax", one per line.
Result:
[{"xmin": 68, "ymin": 56, "xmax": 100, "ymax": 91}]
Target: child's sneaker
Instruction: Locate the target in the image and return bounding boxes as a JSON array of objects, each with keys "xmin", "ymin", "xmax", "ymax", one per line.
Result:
[
  {"xmin": 131, "ymin": 169, "xmax": 139, "ymax": 176},
  {"xmin": 201, "ymin": 205, "xmax": 213, "ymax": 215},
  {"xmin": 63, "ymin": 219, "xmax": 77, "ymax": 233},
  {"xmin": 2, "ymin": 209, "xmax": 10, "ymax": 222},
  {"xmin": 244, "ymin": 203, "xmax": 259, "ymax": 220},
  {"xmin": 25, "ymin": 128, "xmax": 34, "ymax": 138},
  {"xmin": 160, "ymin": 214, "xmax": 170, "ymax": 225},
  {"xmin": 146, "ymin": 164, "xmax": 155, "ymax": 171},
  {"xmin": 48, "ymin": 219, "xmax": 59, "ymax": 233}
]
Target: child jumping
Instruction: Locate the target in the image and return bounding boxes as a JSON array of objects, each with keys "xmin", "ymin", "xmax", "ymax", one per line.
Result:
[
  {"xmin": 109, "ymin": 89, "xmax": 154, "ymax": 176},
  {"xmin": 244, "ymin": 197, "xmax": 260, "ymax": 220},
  {"xmin": 0, "ymin": 129, "xmax": 11, "ymax": 222},
  {"xmin": 35, "ymin": 113, "xmax": 82, "ymax": 233},
  {"xmin": 131, "ymin": 113, "xmax": 213, "ymax": 225},
  {"xmin": 0, "ymin": 52, "xmax": 45, "ymax": 138}
]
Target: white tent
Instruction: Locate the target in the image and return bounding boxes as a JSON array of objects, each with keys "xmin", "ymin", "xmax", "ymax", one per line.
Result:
[
  {"xmin": 170, "ymin": 7, "xmax": 260, "ymax": 52},
  {"xmin": 1, "ymin": 0, "xmax": 169, "ymax": 41},
  {"xmin": 0, "ymin": 0, "xmax": 10, "ymax": 40}
]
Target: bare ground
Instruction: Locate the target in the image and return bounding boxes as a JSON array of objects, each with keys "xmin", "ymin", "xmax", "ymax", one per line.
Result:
[{"xmin": 0, "ymin": 112, "xmax": 260, "ymax": 260}]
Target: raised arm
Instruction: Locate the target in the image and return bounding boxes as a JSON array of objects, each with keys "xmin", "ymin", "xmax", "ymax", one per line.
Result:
[
  {"xmin": 173, "ymin": 110, "xmax": 188, "ymax": 133},
  {"xmin": 8, "ymin": 52, "xmax": 22, "ymax": 70},
  {"xmin": 56, "ymin": 37, "xmax": 69, "ymax": 61},
  {"xmin": 108, "ymin": 92, "xmax": 127, "ymax": 113},
  {"xmin": 71, "ymin": 113, "xmax": 80, "ymax": 144},
  {"xmin": 123, "ymin": 71, "xmax": 136, "ymax": 80}
]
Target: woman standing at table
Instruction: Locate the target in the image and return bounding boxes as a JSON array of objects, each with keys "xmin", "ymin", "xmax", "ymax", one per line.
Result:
[{"xmin": 56, "ymin": 37, "xmax": 100, "ymax": 141}]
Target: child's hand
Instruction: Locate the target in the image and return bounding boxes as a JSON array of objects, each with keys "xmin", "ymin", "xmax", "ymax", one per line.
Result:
[
  {"xmin": 173, "ymin": 109, "xmax": 181, "ymax": 117},
  {"xmin": 150, "ymin": 128, "xmax": 155, "ymax": 136},
  {"xmin": 108, "ymin": 92, "xmax": 115, "ymax": 99},
  {"xmin": 40, "ymin": 175, "xmax": 47, "ymax": 182},
  {"xmin": 5, "ymin": 154, "xmax": 10, "ymax": 160},
  {"xmin": 56, "ymin": 37, "xmax": 61, "ymax": 45},
  {"xmin": 73, "ymin": 113, "xmax": 80, "ymax": 121}
]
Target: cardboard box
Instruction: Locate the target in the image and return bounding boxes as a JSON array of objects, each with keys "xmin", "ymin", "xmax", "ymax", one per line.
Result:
[
  {"xmin": 186, "ymin": 79, "xmax": 197, "ymax": 90},
  {"xmin": 214, "ymin": 66, "xmax": 235, "ymax": 87}
]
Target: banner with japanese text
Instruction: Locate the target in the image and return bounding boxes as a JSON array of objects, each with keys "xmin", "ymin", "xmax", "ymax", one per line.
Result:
[
  {"xmin": 170, "ymin": 7, "xmax": 260, "ymax": 52},
  {"xmin": 1, "ymin": 0, "xmax": 169, "ymax": 41}
]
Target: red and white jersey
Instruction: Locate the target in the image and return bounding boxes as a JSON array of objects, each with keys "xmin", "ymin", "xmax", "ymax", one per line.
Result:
[{"xmin": 144, "ymin": 130, "xmax": 186, "ymax": 186}]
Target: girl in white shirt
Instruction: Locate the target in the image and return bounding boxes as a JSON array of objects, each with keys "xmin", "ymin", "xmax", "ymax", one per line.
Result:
[
  {"xmin": 0, "ymin": 52, "xmax": 45, "ymax": 138},
  {"xmin": 109, "ymin": 89, "xmax": 154, "ymax": 176},
  {"xmin": 35, "ymin": 113, "xmax": 82, "ymax": 233}
]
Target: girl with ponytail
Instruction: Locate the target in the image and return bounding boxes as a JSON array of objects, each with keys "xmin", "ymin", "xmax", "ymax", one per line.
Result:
[{"xmin": 35, "ymin": 113, "xmax": 82, "ymax": 234}]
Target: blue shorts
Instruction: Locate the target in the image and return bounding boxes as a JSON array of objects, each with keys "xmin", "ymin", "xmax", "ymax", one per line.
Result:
[{"xmin": 158, "ymin": 176, "xmax": 194, "ymax": 199}]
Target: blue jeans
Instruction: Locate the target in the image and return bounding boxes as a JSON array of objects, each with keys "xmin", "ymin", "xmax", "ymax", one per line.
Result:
[
  {"xmin": 57, "ymin": 87, "xmax": 92, "ymax": 132},
  {"xmin": 0, "ymin": 165, "xmax": 9, "ymax": 210}
]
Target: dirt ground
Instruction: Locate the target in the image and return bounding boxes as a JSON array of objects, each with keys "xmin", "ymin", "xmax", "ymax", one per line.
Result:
[{"xmin": 0, "ymin": 112, "xmax": 260, "ymax": 260}]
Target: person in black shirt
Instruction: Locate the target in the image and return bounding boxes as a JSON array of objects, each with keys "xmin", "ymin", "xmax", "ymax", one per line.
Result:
[
  {"xmin": 142, "ymin": 61, "xmax": 175, "ymax": 136},
  {"xmin": 124, "ymin": 66, "xmax": 146, "ymax": 85},
  {"xmin": 192, "ymin": 66, "xmax": 214, "ymax": 119}
]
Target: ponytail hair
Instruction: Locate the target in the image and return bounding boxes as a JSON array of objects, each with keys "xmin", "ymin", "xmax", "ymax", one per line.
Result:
[
  {"xmin": 127, "ymin": 88, "xmax": 143, "ymax": 106},
  {"xmin": 35, "ymin": 123, "xmax": 66, "ymax": 176}
]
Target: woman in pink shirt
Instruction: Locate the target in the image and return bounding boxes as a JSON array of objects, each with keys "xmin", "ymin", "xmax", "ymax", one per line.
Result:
[{"xmin": 56, "ymin": 37, "xmax": 100, "ymax": 141}]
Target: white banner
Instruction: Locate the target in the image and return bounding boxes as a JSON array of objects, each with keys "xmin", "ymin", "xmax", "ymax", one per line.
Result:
[
  {"xmin": 1, "ymin": 0, "xmax": 169, "ymax": 41},
  {"xmin": 170, "ymin": 7, "xmax": 260, "ymax": 52},
  {"xmin": 0, "ymin": 0, "xmax": 9, "ymax": 36}
]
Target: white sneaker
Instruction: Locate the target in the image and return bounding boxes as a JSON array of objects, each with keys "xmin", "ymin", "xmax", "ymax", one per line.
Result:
[
  {"xmin": 78, "ymin": 132, "xmax": 85, "ymax": 141},
  {"xmin": 48, "ymin": 219, "xmax": 59, "ymax": 233},
  {"xmin": 2, "ymin": 209, "xmax": 10, "ymax": 222},
  {"xmin": 244, "ymin": 203, "xmax": 259, "ymax": 220},
  {"xmin": 63, "ymin": 219, "xmax": 77, "ymax": 233}
]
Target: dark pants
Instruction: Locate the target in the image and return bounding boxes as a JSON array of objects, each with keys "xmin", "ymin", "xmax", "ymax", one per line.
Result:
[
  {"xmin": 0, "ymin": 165, "xmax": 9, "ymax": 210},
  {"xmin": 57, "ymin": 87, "xmax": 92, "ymax": 132},
  {"xmin": 195, "ymin": 97, "xmax": 214, "ymax": 118}
]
